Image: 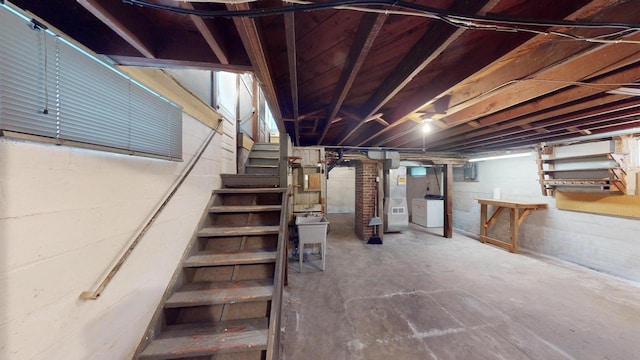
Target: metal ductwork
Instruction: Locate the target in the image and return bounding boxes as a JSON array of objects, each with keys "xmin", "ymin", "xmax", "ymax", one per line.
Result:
[{"xmin": 367, "ymin": 150, "xmax": 400, "ymax": 169}]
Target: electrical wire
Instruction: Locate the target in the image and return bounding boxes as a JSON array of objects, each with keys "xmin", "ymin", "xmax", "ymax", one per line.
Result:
[
  {"xmin": 123, "ymin": 0, "xmax": 640, "ymax": 45},
  {"xmin": 443, "ymin": 16, "xmax": 640, "ymax": 44},
  {"xmin": 123, "ymin": 0, "xmax": 640, "ymax": 29},
  {"xmin": 185, "ymin": 0, "xmax": 258, "ymax": 3},
  {"xmin": 320, "ymin": 0, "xmax": 640, "ymax": 45}
]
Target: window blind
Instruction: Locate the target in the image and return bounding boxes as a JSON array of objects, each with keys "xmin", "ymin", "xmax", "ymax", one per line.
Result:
[{"xmin": 0, "ymin": 5, "xmax": 182, "ymax": 160}]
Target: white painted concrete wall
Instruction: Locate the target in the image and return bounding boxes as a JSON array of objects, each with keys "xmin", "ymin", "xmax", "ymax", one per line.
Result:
[
  {"xmin": 406, "ymin": 169, "xmax": 443, "ymax": 217},
  {"xmin": 327, "ymin": 166, "xmax": 356, "ymax": 213},
  {"xmin": 453, "ymin": 155, "xmax": 640, "ymax": 283},
  {"xmin": 167, "ymin": 69, "xmax": 213, "ymax": 105},
  {"xmin": 0, "ymin": 114, "xmax": 234, "ymax": 359}
]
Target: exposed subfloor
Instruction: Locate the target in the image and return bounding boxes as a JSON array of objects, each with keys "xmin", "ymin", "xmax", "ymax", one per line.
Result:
[{"xmin": 281, "ymin": 213, "xmax": 640, "ymax": 360}]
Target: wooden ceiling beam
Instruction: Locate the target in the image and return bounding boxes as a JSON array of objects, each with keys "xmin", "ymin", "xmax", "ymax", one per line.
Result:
[
  {"xmin": 441, "ymin": 5, "xmax": 640, "ymax": 128},
  {"xmin": 180, "ymin": 2, "xmax": 229, "ymax": 65},
  {"xmin": 374, "ymin": 121, "xmax": 420, "ymax": 147},
  {"xmin": 318, "ymin": 12, "xmax": 388, "ymax": 145},
  {"xmin": 227, "ymin": 2, "xmax": 283, "ymax": 130},
  {"xmin": 336, "ymin": 113, "xmax": 385, "ymax": 146},
  {"xmin": 299, "ymin": 109, "xmax": 325, "ymax": 120},
  {"xmin": 355, "ymin": 118, "xmax": 412, "ymax": 146},
  {"xmin": 398, "ymin": 61, "xmax": 640, "ymax": 149},
  {"xmin": 465, "ymin": 60, "xmax": 640, "ymax": 130},
  {"xmin": 413, "ymin": 96, "xmax": 638, "ymax": 150},
  {"xmin": 284, "ymin": 12, "xmax": 300, "ymax": 145},
  {"xmin": 543, "ymin": 103, "xmax": 640, "ymax": 131},
  {"xmin": 398, "ymin": 114, "xmax": 640, "ymax": 152},
  {"xmin": 109, "ymin": 55, "xmax": 252, "ymax": 72},
  {"xmin": 437, "ymin": 102, "xmax": 640, "ymax": 151},
  {"xmin": 495, "ymin": 121, "xmax": 640, "ymax": 151},
  {"xmin": 443, "ymin": 0, "xmax": 637, "ymax": 116},
  {"xmin": 383, "ymin": 0, "xmax": 627, "ymax": 130},
  {"xmin": 109, "ymin": 55, "xmax": 253, "ymax": 73},
  {"xmin": 356, "ymin": 0, "xmax": 501, "ymax": 123},
  {"xmin": 421, "ymin": 94, "xmax": 629, "ymax": 150},
  {"xmin": 455, "ymin": 118, "xmax": 640, "ymax": 152},
  {"xmin": 78, "ymin": 0, "xmax": 156, "ymax": 58}
]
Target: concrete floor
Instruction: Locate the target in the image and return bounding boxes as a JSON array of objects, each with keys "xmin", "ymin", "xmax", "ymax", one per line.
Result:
[{"xmin": 281, "ymin": 213, "xmax": 640, "ymax": 360}]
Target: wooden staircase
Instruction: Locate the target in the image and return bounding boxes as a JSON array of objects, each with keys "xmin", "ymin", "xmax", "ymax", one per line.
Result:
[
  {"xmin": 222, "ymin": 143, "xmax": 280, "ymax": 188},
  {"xmin": 136, "ymin": 143, "xmax": 287, "ymax": 360}
]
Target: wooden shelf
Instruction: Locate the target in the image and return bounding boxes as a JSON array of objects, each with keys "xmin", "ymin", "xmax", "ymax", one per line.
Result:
[
  {"xmin": 536, "ymin": 144, "xmax": 626, "ymax": 196},
  {"xmin": 540, "ymin": 152, "xmax": 624, "ymax": 162},
  {"xmin": 541, "ymin": 178, "xmax": 625, "ymax": 193},
  {"xmin": 542, "ymin": 167, "xmax": 623, "ymax": 174},
  {"xmin": 542, "ymin": 179, "xmax": 614, "ymax": 186}
]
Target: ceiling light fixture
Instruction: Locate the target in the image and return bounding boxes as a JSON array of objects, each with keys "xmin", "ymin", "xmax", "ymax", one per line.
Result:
[
  {"xmin": 606, "ymin": 87, "xmax": 640, "ymax": 96},
  {"xmin": 422, "ymin": 122, "xmax": 432, "ymax": 134},
  {"xmin": 467, "ymin": 151, "xmax": 533, "ymax": 162},
  {"xmin": 421, "ymin": 116, "xmax": 433, "ymax": 134}
]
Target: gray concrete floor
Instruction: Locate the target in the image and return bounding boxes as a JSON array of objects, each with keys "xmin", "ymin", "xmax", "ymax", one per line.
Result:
[{"xmin": 281, "ymin": 213, "xmax": 640, "ymax": 360}]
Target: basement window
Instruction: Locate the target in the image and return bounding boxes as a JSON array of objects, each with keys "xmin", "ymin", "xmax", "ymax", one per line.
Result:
[
  {"xmin": 409, "ymin": 167, "xmax": 427, "ymax": 177},
  {"xmin": 0, "ymin": 5, "xmax": 182, "ymax": 160}
]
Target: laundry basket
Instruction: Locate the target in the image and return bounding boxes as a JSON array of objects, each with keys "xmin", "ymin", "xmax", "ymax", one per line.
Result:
[{"xmin": 295, "ymin": 216, "xmax": 329, "ymax": 271}]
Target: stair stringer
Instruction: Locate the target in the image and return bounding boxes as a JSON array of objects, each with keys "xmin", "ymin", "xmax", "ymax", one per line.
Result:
[{"xmin": 131, "ymin": 190, "xmax": 220, "ymax": 358}]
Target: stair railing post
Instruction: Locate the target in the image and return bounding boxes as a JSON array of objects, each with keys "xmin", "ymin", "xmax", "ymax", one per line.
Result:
[{"xmin": 279, "ymin": 132, "xmax": 288, "ymax": 188}]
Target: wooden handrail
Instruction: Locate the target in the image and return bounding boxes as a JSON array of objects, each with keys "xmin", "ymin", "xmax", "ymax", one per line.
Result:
[
  {"xmin": 79, "ymin": 120, "xmax": 223, "ymax": 300},
  {"xmin": 265, "ymin": 186, "xmax": 289, "ymax": 360},
  {"xmin": 266, "ymin": 133, "xmax": 291, "ymax": 360}
]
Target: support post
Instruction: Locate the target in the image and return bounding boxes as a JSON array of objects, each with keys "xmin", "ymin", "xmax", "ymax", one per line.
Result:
[
  {"xmin": 279, "ymin": 132, "xmax": 288, "ymax": 189},
  {"xmin": 443, "ymin": 163, "xmax": 453, "ymax": 238}
]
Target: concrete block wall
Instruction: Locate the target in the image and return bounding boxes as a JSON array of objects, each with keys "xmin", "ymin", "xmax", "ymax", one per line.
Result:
[
  {"xmin": 355, "ymin": 161, "xmax": 378, "ymax": 240},
  {"xmin": 453, "ymin": 155, "xmax": 640, "ymax": 283},
  {"xmin": 0, "ymin": 114, "xmax": 234, "ymax": 359}
]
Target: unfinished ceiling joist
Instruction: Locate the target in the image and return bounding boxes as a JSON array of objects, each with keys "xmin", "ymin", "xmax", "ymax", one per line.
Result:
[
  {"xmin": 318, "ymin": 12, "xmax": 388, "ymax": 145},
  {"xmin": 78, "ymin": 0, "xmax": 156, "ymax": 58},
  {"xmin": 284, "ymin": 12, "xmax": 300, "ymax": 146},
  {"xmin": 227, "ymin": 2, "xmax": 283, "ymax": 130},
  {"xmin": 15, "ymin": 0, "xmax": 640, "ymax": 152},
  {"xmin": 180, "ymin": 2, "xmax": 229, "ymax": 65}
]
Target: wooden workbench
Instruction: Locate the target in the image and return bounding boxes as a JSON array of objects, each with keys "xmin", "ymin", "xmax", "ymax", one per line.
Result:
[{"xmin": 477, "ymin": 198, "xmax": 548, "ymax": 253}]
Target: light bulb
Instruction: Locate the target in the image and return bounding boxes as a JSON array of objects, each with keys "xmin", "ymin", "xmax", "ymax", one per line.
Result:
[{"xmin": 422, "ymin": 122, "xmax": 431, "ymax": 133}]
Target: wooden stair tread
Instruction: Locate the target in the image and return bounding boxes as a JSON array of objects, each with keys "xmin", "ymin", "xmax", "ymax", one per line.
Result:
[
  {"xmin": 138, "ymin": 318, "xmax": 268, "ymax": 359},
  {"xmin": 249, "ymin": 154, "xmax": 279, "ymax": 159},
  {"xmin": 184, "ymin": 249, "xmax": 277, "ymax": 267},
  {"xmin": 166, "ymin": 279, "xmax": 274, "ymax": 308},
  {"xmin": 245, "ymin": 164, "xmax": 277, "ymax": 168},
  {"xmin": 220, "ymin": 174, "xmax": 280, "ymax": 188},
  {"xmin": 215, "ymin": 187, "xmax": 285, "ymax": 194},
  {"xmin": 198, "ymin": 226, "xmax": 279, "ymax": 237},
  {"xmin": 209, "ymin": 205, "xmax": 281, "ymax": 213},
  {"xmin": 221, "ymin": 174, "xmax": 279, "ymax": 178}
]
